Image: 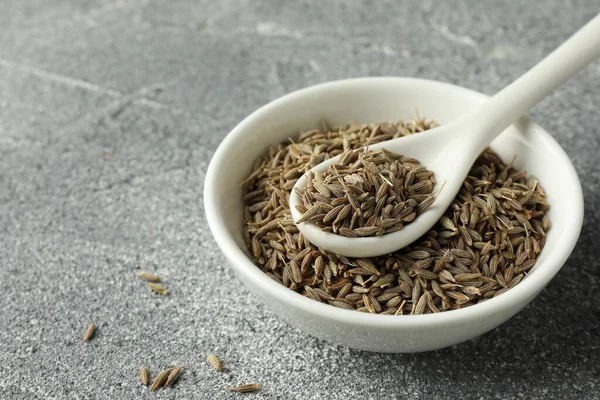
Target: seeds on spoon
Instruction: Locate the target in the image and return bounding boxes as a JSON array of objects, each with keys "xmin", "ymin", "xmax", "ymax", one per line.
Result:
[{"xmin": 296, "ymin": 148, "xmax": 436, "ymax": 237}]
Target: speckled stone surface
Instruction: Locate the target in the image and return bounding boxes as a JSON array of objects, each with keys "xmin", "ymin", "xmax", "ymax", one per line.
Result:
[{"xmin": 1, "ymin": 1, "xmax": 599, "ymax": 399}]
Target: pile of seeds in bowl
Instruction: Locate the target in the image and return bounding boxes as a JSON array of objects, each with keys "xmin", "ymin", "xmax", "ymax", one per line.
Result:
[
  {"xmin": 295, "ymin": 148, "xmax": 436, "ymax": 237},
  {"xmin": 242, "ymin": 118, "xmax": 550, "ymax": 314}
]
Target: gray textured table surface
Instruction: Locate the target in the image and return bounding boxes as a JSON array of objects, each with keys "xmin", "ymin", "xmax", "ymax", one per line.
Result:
[{"xmin": 1, "ymin": 1, "xmax": 599, "ymax": 399}]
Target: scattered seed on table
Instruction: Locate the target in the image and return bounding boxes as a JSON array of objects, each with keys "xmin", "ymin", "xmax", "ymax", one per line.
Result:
[
  {"xmin": 82, "ymin": 323, "xmax": 96, "ymax": 342},
  {"xmin": 164, "ymin": 367, "xmax": 183, "ymax": 388},
  {"xmin": 230, "ymin": 383, "xmax": 262, "ymax": 393},
  {"xmin": 140, "ymin": 367, "xmax": 149, "ymax": 385},
  {"xmin": 207, "ymin": 354, "xmax": 224, "ymax": 371},
  {"xmin": 148, "ymin": 283, "xmax": 168, "ymax": 296},
  {"xmin": 151, "ymin": 368, "xmax": 173, "ymax": 391},
  {"xmin": 137, "ymin": 272, "xmax": 161, "ymax": 283}
]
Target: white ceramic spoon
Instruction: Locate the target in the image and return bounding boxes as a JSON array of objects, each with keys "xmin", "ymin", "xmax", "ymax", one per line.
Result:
[{"xmin": 290, "ymin": 14, "xmax": 600, "ymax": 258}]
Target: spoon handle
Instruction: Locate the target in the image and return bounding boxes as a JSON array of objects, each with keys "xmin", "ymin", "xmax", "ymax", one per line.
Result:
[{"xmin": 467, "ymin": 13, "xmax": 600, "ymax": 151}]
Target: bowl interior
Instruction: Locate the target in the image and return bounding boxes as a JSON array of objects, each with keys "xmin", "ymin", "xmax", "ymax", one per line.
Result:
[{"xmin": 206, "ymin": 77, "xmax": 582, "ymax": 322}]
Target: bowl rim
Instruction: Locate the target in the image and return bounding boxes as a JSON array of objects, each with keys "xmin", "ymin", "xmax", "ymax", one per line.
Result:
[{"xmin": 204, "ymin": 77, "xmax": 584, "ymax": 328}]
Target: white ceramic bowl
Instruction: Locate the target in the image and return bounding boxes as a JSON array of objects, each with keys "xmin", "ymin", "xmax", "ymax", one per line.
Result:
[{"xmin": 204, "ymin": 78, "xmax": 583, "ymax": 353}]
